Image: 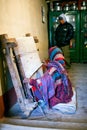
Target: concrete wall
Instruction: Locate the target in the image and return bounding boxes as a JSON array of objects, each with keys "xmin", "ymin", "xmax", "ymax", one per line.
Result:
[
  {"xmin": 0, "ymin": 0, "xmax": 48, "ymax": 118},
  {"xmin": 0, "ymin": 0, "xmax": 48, "ymax": 60}
]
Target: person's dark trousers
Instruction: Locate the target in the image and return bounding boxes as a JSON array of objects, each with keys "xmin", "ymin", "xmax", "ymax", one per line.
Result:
[{"xmin": 61, "ymin": 45, "xmax": 71, "ymax": 68}]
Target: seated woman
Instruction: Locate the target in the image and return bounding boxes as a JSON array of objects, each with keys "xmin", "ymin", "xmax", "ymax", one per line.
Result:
[{"xmin": 23, "ymin": 46, "xmax": 73, "ymax": 110}]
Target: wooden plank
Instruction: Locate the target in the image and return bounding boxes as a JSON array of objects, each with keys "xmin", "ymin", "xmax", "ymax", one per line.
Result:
[
  {"xmin": 0, "ymin": 35, "xmax": 29, "ymax": 115},
  {"xmin": 14, "ymin": 36, "xmax": 43, "ymax": 78}
]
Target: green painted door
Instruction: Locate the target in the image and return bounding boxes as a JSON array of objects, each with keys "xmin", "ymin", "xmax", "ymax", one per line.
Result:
[
  {"xmin": 65, "ymin": 11, "xmax": 80, "ymax": 63},
  {"xmin": 80, "ymin": 11, "xmax": 87, "ymax": 63}
]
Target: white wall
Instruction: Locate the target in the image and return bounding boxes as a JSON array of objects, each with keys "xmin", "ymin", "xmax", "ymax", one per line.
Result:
[{"xmin": 0, "ymin": 0, "xmax": 49, "ymax": 95}]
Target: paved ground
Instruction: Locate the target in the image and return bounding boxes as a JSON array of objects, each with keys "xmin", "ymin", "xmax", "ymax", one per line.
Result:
[
  {"xmin": 1, "ymin": 63, "xmax": 87, "ymax": 129},
  {"xmin": 41, "ymin": 63, "xmax": 87, "ymax": 122},
  {"xmin": 6, "ymin": 63, "xmax": 87, "ymax": 122}
]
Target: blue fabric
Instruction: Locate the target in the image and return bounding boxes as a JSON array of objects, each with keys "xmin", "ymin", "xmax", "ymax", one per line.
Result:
[
  {"xmin": 58, "ymin": 60, "xmax": 65, "ymax": 65},
  {"xmin": 49, "ymin": 47, "xmax": 62, "ymax": 61},
  {"xmin": 47, "ymin": 61, "xmax": 68, "ymax": 92},
  {"xmin": 30, "ymin": 72, "xmax": 55, "ymax": 107},
  {"xmin": 51, "ymin": 70, "xmax": 61, "ymax": 81},
  {"xmin": 41, "ymin": 73, "xmax": 55, "ymax": 106}
]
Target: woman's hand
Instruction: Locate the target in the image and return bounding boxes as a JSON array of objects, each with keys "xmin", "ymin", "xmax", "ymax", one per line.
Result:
[{"xmin": 23, "ymin": 78, "xmax": 30, "ymax": 83}]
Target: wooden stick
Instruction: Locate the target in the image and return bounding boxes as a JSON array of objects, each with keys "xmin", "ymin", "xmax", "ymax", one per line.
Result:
[{"xmin": 0, "ymin": 34, "xmax": 26, "ymax": 112}]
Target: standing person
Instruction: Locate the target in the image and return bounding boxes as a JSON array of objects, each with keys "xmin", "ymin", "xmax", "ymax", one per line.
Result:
[{"xmin": 55, "ymin": 13, "xmax": 73, "ymax": 67}]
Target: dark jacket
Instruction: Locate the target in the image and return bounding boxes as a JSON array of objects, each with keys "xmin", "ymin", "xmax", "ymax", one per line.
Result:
[{"xmin": 55, "ymin": 22, "xmax": 73, "ymax": 47}]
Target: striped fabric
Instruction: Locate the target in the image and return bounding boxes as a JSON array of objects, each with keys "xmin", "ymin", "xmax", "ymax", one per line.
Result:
[
  {"xmin": 49, "ymin": 46, "xmax": 65, "ymax": 67},
  {"xmin": 29, "ymin": 61, "xmax": 73, "ymax": 108},
  {"xmin": 47, "ymin": 61, "xmax": 73, "ymax": 107},
  {"xmin": 26, "ymin": 46, "xmax": 73, "ymax": 108}
]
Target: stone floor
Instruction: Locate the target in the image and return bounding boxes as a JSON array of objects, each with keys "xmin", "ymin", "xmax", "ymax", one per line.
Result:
[
  {"xmin": 35, "ymin": 63, "xmax": 87, "ymax": 122},
  {"xmin": 0, "ymin": 63, "xmax": 87, "ymax": 129}
]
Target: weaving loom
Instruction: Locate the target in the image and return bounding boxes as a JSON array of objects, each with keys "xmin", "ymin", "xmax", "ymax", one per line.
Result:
[
  {"xmin": 0, "ymin": 34, "xmax": 44, "ymax": 117},
  {"xmin": 14, "ymin": 36, "xmax": 43, "ymax": 78},
  {"xmin": 0, "ymin": 34, "xmax": 76, "ymax": 117},
  {"xmin": 13, "ymin": 36, "xmax": 45, "ymax": 116}
]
